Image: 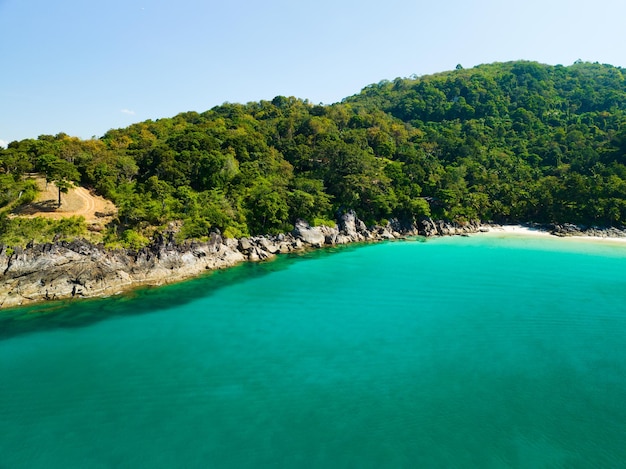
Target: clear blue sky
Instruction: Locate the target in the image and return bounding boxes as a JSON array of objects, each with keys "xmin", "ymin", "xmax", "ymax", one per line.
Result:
[{"xmin": 1, "ymin": 0, "xmax": 625, "ymax": 146}]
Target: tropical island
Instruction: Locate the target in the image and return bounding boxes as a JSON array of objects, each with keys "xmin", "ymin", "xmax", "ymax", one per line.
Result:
[{"xmin": 2, "ymin": 60, "xmax": 626, "ymax": 307}]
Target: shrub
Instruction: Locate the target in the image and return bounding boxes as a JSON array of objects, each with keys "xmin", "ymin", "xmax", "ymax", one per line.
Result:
[{"xmin": 120, "ymin": 229, "xmax": 150, "ymax": 250}]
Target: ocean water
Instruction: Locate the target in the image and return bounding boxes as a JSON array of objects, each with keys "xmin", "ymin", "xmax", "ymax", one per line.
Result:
[{"xmin": 1, "ymin": 235, "xmax": 626, "ymax": 468}]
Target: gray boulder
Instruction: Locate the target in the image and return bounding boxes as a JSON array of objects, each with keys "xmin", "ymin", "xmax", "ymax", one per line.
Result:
[{"xmin": 292, "ymin": 219, "xmax": 326, "ymax": 247}]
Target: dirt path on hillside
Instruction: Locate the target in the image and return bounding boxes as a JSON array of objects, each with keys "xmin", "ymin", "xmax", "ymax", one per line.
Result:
[{"xmin": 11, "ymin": 176, "xmax": 117, "ymax": 226}]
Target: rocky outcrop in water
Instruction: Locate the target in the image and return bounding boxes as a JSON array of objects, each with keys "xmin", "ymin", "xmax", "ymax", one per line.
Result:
[
  {"xmin": 0, "ymin": 233, "xmax": 245, "ymax": 308},
  {"xmin": 0, "ymin": 213, "xmax": 484, "ymax": 308},
  {"xmin": 549, "ymin": 223, "xmax": 626, "ymax": 238}
]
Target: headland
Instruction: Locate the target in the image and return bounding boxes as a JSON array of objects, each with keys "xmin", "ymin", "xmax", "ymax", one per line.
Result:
[{"xmin": 2, "ymin": 214, "xmax": 625, "ymax": 309}]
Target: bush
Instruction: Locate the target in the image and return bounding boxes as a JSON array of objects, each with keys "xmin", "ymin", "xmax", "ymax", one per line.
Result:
[
  {"xmin": 222, "ymin": 224, "xmax": 248, "ymax": 239},
  {"xmin": 311, "ymin": 217, "xmax": 336, "ymax": 228},
  {"xmin": 179, "ymin": 217, "xmax": 212, "ymax": 240},
  {"xmin": 0, "ymin": 216, "xmax": 87, "ymax": 246},
  {"xmin": 120, "ymin": 229, "xmax": 150, "ymax": 250}
]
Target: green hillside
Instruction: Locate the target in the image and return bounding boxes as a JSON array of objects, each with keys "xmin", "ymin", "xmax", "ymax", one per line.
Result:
[{"xmin": 2, "ymin": 60, "xmax": 626, "ymax": 246}]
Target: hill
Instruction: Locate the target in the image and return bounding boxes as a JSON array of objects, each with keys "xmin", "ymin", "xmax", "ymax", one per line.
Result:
[{"xmin": 2, "ymin": 60, "xmax": 626, "ymax": 247}]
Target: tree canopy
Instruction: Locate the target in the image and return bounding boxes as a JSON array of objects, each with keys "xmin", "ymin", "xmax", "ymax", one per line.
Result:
[{"xmin": 2, "ymin": 60, "xmax": 626, "ymax": 246}]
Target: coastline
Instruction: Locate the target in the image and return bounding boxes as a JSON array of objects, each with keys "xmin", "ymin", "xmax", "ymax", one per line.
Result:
[
  {"xmin": 480, "ymin": 224, "xmax": 626, "ymax": 244},
  {"xmin": 2, "ymin": 215, "xmax": 626, "ymax": 309},
  {"xmin": 0, "ymin": 213, "xmax": 481, "ymax": 309}
]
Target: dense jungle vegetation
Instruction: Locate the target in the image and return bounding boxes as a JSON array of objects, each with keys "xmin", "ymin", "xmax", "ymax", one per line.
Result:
[{"xmin": 2, "ymin": 60, "xmax": 626, "ymax": 246}]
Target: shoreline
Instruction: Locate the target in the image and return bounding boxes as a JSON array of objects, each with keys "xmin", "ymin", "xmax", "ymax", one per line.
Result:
[
  {"xmin": 2, "ymin": 216, "xmax": 626, "ymax": 309},
  {"xmin": 0, "ymin": 214, "xmax": 481, "ymax": 309},
  {"xmin": 479, "ymin": 224, "xmax": 626, "ymax": 244}
]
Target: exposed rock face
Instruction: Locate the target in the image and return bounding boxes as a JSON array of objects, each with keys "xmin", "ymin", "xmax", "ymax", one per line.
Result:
[
  {"xmin": 549, "ymin": 223, "xmax": 626, "ymax": 238},
  {"xmin": 337, "ymin": 210, "xmax": 365, "ymax": 241},
  {"xmin": 417, "ymin": 217, "xmax": 483, "ymax": 237},
  {"xmin": 0, "ymin": 213, "xmax": 486, "ymax": 308},
  {"xmin": 0, "ymin": 236, "xmax": 246, "ymax": 308},
  {"xmin": 292, "ymin": 219, "xmax": 326, "ymax": 247}
]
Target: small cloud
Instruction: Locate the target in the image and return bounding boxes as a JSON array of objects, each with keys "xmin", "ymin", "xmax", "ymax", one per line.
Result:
[
  {"xmin": 121, "ymin": 109, "xmax": 136, "ymax": 115},
  {"xmin": 0, "ymin": 139, "xmax": 8, "ymax": 149}
]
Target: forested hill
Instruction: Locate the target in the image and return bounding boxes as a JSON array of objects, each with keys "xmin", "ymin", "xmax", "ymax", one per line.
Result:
[{"xmin": 2, "ymin": 60, "xmax": 626, "ymax": 246}]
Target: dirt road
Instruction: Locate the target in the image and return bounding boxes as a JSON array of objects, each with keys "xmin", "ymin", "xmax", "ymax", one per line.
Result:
[{"xmin": 12, "ymin": 176, "xmax": 117, "ymax": 224}]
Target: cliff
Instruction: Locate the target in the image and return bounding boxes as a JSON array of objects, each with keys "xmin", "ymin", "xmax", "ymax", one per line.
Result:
[{"xmin": 0, "ymin": 214, "xmax": 483, "ymax": 309}]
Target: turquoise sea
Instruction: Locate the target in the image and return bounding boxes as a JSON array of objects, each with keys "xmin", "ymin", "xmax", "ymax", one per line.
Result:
[{"xmin": 1, "ymin": 234, "xmax": 626, "ymax": 468}]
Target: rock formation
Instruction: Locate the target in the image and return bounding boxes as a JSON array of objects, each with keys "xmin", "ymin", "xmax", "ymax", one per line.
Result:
[
  {"xmin": 0, "ymin": 214, "xmax": 485, "ymax": 308},
  {"xmin": 549, "ymin": 223, "xmax": 626, "ymax": 238}
]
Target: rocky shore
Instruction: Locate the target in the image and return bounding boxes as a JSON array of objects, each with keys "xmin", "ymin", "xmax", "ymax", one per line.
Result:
[
  {"xmin": 0, "ymin": 212, "xmax": 483, "ymax": 309},
  {"xmin": 547, "ymin": 223, "xmax": 626, "ymax": 238}
]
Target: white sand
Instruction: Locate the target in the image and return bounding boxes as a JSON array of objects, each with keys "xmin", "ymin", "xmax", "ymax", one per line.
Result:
[
  {"xmin": 483, "ymin": 225, "xmax": 551, "ymax": 237},
  {"xmin": 480, "ymin": 225, "xmax": 626, "ymax": 244}
]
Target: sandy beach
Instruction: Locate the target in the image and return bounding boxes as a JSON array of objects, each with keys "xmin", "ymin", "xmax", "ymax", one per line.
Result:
[{"xmin": 481, "ymin": 224, "xmax": 626, "ymax": 244}]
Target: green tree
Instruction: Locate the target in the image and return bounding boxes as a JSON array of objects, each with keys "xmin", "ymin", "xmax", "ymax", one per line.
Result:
[{"xmin": 38, "ymin": 154, "xmax": 80, "ymax": 207}]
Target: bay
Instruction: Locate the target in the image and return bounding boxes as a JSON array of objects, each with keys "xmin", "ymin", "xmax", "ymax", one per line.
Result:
[{"xmin": 1, "ymin": 235, "xmax": 626, "ymax": 468}]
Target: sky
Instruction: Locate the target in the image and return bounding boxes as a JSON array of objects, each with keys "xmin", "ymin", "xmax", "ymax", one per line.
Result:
[{"xmin": 1, "ymin": 0, "xmax": 626, "ymax": 146}]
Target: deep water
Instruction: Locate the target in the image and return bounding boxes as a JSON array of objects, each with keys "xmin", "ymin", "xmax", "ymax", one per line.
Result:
[{"xmin": 1, "ymin": 235, "xmax": 626, "ymax": 468}]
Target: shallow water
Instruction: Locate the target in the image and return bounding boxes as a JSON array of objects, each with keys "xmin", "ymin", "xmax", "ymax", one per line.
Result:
[{"xmin": 1, "ymin": 236, "xmax": 626, "ymax": 468}]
